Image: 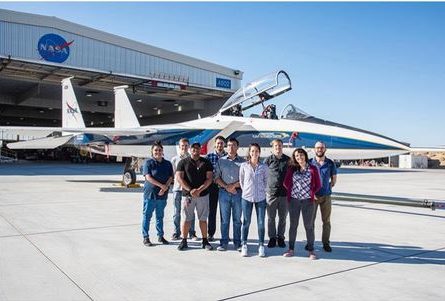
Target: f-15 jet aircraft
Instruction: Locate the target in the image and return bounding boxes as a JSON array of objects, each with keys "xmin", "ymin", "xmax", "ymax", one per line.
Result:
[{"xmin": 8, "ymin": 71, "xmax": 423, "ymax": 185}]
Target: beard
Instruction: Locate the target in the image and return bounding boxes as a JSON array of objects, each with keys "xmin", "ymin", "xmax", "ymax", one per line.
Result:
[{"xmin": 316, "ymin": 151, "xmax": 326, "ymax": 158}]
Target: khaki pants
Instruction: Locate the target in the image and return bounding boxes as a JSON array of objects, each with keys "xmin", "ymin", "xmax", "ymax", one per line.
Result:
[{"xmin": 313, "ymin": 195, "xmax": 332, "ymax": 245}]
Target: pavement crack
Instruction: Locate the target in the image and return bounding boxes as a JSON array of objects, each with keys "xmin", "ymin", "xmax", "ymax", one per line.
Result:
[
  {"xmin": 217, "ymin": 247, "xmax": 445, "ymax": 301},
  {"xmin": 0, "ymin": 213, "xmax": 95, "ymax": 301}
]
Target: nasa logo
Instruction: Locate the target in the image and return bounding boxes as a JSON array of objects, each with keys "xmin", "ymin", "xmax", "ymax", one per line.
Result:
[
  {"xmin": 66, "ymin": 102, "xmax": 79, "ymax": 119},
  {"xmin": 38, "ymin": 34, "xmax": 74, "ymax": 63}
]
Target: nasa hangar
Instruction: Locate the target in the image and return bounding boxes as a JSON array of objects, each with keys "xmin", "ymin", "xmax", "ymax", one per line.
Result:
[{"xmin": 0, "ymin": 8, "xmax": 242, "ymax": 135}]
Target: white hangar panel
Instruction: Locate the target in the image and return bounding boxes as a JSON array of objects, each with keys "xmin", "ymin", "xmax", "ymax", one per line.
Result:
[
  {"xmin": 0, "ymin": 9, "xmax": 242, "ymax": 92},
  {"xmin": 0, "ymin": 8, "xmax": 243, "ymax": 128}
]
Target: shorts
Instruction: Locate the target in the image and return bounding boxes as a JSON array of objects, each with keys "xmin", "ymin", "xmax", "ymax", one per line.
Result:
[{"xmin": 181, "ymin": 194, "xmax": 209, "ymax": 222}]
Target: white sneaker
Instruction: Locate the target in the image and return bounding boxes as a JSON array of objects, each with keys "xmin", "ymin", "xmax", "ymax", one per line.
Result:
[
  {"xmin": 241, "ymin": 244, "xmax": 248, "ymax": 257},
  {"xmin": 217, "ymin": 245, "xmax": 227, "ymax": 251},
  {"xmin": 258, "ymin": 245, "xmax": 266, "ymax": 257}
]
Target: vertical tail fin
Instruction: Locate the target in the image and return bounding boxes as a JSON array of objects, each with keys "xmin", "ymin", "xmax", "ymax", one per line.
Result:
[
  {"xmin": 114, "ymin": 85, "xmax": 140, "ymax": 128},
  {"xmin": 62, "ymin": 77, "xmax": 85, "ymax": 129}
]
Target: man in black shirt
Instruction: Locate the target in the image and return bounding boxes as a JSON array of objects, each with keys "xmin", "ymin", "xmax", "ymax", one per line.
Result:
[
  {"xmin": 176, "ymin": 142, "xmax": 214, "ymax": 251},
  {"xmin": 264, "ymin": 139, "xmax": 290, "ymax": 248}
]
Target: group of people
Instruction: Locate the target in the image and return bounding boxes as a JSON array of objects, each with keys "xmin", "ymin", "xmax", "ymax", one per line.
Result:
[{"xmin": 141, "ymin": 136, "xmax": 337, "ymax": 259}]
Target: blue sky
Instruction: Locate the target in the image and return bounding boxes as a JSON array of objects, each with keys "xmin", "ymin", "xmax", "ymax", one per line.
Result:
[{"xmin": 1, "ymin": 2, "xmax": 444, "ymax": 147}]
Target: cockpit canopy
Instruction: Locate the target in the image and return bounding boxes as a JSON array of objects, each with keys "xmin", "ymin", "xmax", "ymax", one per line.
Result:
[
  {"xmin": 280, "ymin": 104, "xmax": 312, "ymax": 120},
  {"xmin": 218, "ymin": 70, "xmax": 292, "ymax": 115}
]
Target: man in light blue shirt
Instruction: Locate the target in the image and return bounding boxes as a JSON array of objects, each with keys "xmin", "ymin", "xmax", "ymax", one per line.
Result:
[{"xmin": 214, "ymin": 138, "xmax": 245, "ymax": 251}]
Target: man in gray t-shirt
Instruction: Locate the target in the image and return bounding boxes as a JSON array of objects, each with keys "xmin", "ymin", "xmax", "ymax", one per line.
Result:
[{"xmin": 264, "ymin": 139, "xmax": 289, "ymax": 248}]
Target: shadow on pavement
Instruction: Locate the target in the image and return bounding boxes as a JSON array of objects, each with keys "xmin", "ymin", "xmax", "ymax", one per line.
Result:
[{"xmin": 0, "ymin": 162, "xmax": 124, "ymax": 176}]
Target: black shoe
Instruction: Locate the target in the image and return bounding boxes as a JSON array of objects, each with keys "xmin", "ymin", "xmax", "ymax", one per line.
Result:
[
  {"xmin": 143, "ymin": 237, "xmax": 153, "ymax": 247},
  {"xmin": 323, "ymin": 244, "xmax": 332, "ymax": 252},
  {"xmin": 267, "ymin": 238, "xmax": 277, "ymax": 248},
  {"xmin": 178, "ymin": 239, "xmax": 188, "ymax": 251},
  {"xmin": 277, "ymin": 237, "xmax": 286, "ymax": 248},
  {"xmin": 304, "ymin": 244, "xmax": 309, "ymax": 251},
  {"xmin": 171, "ymin": 233, "xmax": 181, "ymax": 240},
  {"xmin": 202, "ymin": 239, "xmax": 214, "ymax": 251},
  {"xmin": 208, "ymin": 235, "xmax": 215, "ymax": 242},
  {"xmin": 158, "ymin": 236, "xmax": 169, "ymax": 245},
  {"xmin": 189, "ymin": 233, "xmax": 200, "ymax": 241}
]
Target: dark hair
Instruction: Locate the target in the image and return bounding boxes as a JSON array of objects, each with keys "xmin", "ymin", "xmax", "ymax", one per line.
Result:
[
  {"xmin": 151, "ymin": 140, "xmax": 163, "ymax": 153},
  {"xmin": 214, "ymin": 135, "xmax": 226, "ymax": 143},
  {"xmin": 191, "ymin": 142, "xmax": 201, "ymax": 149},
  {"xmin": 289, "ymin": 148, "xmax": 308, "ymax": 170},
  {"xmin": 246, "ymin": 143, "xmax": 261, "ymax": 161},
  {"xmin": 227, "ymin": 137, "xmax": 239, "ymax": 146}
]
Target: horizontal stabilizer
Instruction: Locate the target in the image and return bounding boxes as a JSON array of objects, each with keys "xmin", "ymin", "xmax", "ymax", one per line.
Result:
[
  {"xmin": 7, "ymin": 135, "xmax": 73, "ymax": 150},
  {"xmin": 409, "ymin": 147, "xmax": 445, "ymax": 153}
]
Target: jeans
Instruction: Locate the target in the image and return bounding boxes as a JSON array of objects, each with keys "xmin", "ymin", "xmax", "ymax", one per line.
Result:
[
  {"xmin": 241, "ymin": 198, "xmax": 266, "ymax": 245},
  {"xmin": 288, "ymin": 198, "xmax": 315, "ymax": 251},
  {"xmin": 173, "ymin": 191, "xmax": 195, "ymax": 237},
  {"xmin": 219, "ymin": 189, "xmax": 242, "ymax": 246},
  {"xmin": 208, "ymin": 183, "xmax": 219, "ymax": 237},
  {"xmin": 266, "ymin": 195, "xmax": 288, "ymax": 239},
  {"xmin": 142, "ymin": 198, "xmax": 167, "ymax": 238}
]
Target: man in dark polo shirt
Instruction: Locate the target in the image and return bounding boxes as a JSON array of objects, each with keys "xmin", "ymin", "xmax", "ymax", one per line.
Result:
[
  {"xmin": 206, "ymin": 135, "xmax": 227, "ymax": 241},
  {"xmin": 176, "ymin": 142, "xmax": 214, "ymax": 251},
  {"xmin": 264, "ymin": 139, "xmax": 290, "ymax": 248}
]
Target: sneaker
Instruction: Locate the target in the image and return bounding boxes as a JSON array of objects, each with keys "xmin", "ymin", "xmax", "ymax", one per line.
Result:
[
  {"xmin": 235, "ymin": 244, "xmax": 242, "ymax": 252},
  {"xmin": 177, "ymin": 239, "xmax": 188, "ymax": 251},
  {"xmin": 158, "ymin": 236, "xmax": 169, "ymax": 245},
  {"xmin": 258, "ymin": 245, "xmax": 266, "ymax": 257},
  {"xmin": 323, "ymin": 244, "xmax": 332, "ymax": 252},
  {"xmin": 143, "ymin": 237, "xmax": 153, "ymax": 247},
  {"xmin": 208, "ymin": 235, "xmax": 215, "ymax": 242},
  {"xmin": 309, "ymin": 251, "xmax": 317, "ymax": 260},
  {"xmin": 241, "ymin": 244, "xmax": 248, "ymax": 257},
  {"xmin": 190, "ymin": 234, "xmax": 200, "ymax": 241},
  {"xmin": 277, "ymin": 237, "xmax": 286, "ymax": 248},
  {"xmin": 267, "ymin": 237, "xmax": 277, "ymax": 248},
  {"xmin": 171, "ymin": 233, "xmax": 181, "ymax": 240},
  {"xmin": 216, "ymin": 244, "xmax": 227, "ymax": 251},
  {"xmin": 202, "ymin": 239, "xmax": 213, "ymax": 251},
  {"xmin": 283, "ymin": 249, "xmax": 294, "ymax": 257}
]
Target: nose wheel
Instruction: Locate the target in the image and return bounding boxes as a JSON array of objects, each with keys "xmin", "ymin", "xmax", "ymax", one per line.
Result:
[{"xmin": 123, "ymin": 169, "xmax": 136, "ymax": 186}]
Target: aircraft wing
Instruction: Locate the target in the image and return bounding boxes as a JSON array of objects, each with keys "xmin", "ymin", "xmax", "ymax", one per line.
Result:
[
  {"xmin": 409, "ymin": 147, "xmax": 445, "ymax": 153},
  {"xmin": 60, "ymin": 127, "xmax": 157, "ymax": 136},
  {"xmin": 7, "ymin": 135, "xmax": 74, "ymax": 149}
]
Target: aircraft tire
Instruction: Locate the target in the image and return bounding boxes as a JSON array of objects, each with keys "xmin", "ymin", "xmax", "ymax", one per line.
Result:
[{"xmin": 123, "ymin": 169, "xmax": 136, "ymax": 186}]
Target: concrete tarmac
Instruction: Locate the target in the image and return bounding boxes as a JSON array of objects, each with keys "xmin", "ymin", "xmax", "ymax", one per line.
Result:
[{"xmin": 0, "ymin": 163, "xmax": 444, "ymax": 300}]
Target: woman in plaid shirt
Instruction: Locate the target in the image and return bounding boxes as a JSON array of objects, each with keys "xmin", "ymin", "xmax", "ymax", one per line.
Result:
[{"xmin": 283, "ymin": 148, "xmax": 321, "ymax": 259}]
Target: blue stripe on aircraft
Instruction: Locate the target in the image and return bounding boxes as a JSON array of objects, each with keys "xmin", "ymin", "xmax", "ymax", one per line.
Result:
[
  {"xmin": 227, "ymin": 131, "xmax": 401, "ymax": 150},
  {"xmin": 108, "ymin": 129, "xmax": 400, "ymax": 150},
  {"xmin": 115, "ymin": 129, "xmax": 220, "ymax": 146}
]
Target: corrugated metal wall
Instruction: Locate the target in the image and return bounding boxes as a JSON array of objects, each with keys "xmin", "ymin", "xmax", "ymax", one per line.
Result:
[{"xmin": 0, "ymin": 21, "xmax": 239, "ymax": 90}]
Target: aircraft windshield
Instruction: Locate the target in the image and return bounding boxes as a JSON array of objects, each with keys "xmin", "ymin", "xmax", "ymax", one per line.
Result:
[
  {"xmin": 280, "ymin": 104, "xmax": 312, "ymax": 120},
  {"xmin": 218, "ymin": 70, "xmax": 291, "ymax": 115}
]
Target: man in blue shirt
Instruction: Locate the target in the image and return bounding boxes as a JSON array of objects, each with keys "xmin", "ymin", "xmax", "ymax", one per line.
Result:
[
  {"xmin": 214, "ymin": 138, "xmax": 245, "ymax": 251},
  {"xmin": 142, "ymin": 142, "xmax": 174, "ymax": 246},
  {"xmin": 309, "ymin": 141, "xmax": 337, "ymax": 252}
]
